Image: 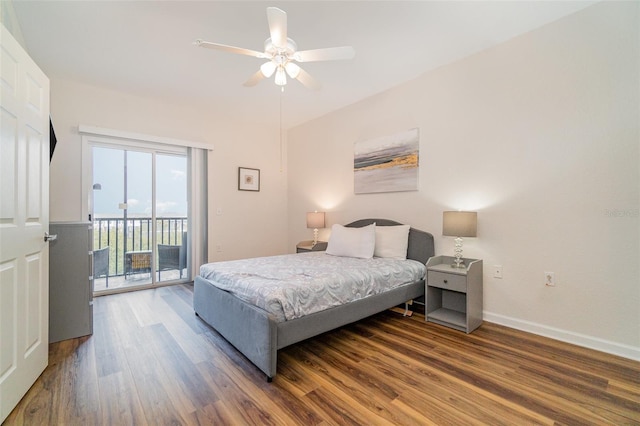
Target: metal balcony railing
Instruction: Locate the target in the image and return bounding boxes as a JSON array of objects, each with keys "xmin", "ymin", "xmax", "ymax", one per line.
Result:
[{"xmin": 93, "ymin": 217, "xmax": 187, "ymax": 277}]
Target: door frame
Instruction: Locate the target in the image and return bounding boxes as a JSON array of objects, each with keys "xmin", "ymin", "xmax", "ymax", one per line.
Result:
[{"xmin": 80, "ymin": 130, "xmax": 191, "ymax": 295}]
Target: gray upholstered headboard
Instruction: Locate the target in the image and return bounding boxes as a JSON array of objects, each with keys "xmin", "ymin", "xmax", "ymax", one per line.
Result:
[{"xmin": 345, "ymin": 218, "xmax": 435, "ymax": 264}]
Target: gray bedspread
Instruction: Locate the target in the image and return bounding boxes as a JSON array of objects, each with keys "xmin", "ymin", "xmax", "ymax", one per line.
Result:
[{"xmin": 199, "ymin": 252, "xmax": 426, "ymax": 322}]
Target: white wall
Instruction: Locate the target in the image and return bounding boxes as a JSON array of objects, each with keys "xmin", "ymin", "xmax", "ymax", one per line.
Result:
[
  {"xmin": 287, "ymin": 2, "xmax": 639, "ymax": 358},
  {"xmin": 0, "ymin": 1, "xmax": 25, "ymax": 47},
  {"xmin": 49, "ymin": 78, "xmax": 289, "ymax": 261}
]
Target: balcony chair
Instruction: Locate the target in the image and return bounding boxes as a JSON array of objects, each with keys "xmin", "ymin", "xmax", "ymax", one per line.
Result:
[
  {"xmin": 93, "ymin": 246, "xmax": 110, "ymax": 288},
  {"xmin": 158, "ymin": 233, "xmax": 187, "ymax": 280}
]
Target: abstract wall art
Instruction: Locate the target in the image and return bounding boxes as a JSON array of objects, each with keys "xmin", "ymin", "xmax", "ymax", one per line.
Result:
[{"xmin": 354, "ymin": 128, "xmax": 419, "ymax": 194}]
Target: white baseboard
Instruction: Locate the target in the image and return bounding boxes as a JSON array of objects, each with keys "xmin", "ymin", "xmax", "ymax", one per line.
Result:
[{"xmin": 483, "ymin": 311, "xmax": 640, "ymax": 361}]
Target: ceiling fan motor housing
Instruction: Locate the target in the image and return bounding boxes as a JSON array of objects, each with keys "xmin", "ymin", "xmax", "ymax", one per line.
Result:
[{"xmin": 264, "ymin": 37, "xmax": 297, "ymax": 58}]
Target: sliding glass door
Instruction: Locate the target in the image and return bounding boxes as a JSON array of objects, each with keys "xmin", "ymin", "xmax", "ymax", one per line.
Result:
[{"xmin": 92, "ymin": 145, "xmax": 188, "ymax": 294}]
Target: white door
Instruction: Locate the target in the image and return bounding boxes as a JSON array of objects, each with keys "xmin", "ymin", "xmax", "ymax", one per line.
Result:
[{"xmin": 0, "ymin": 24, "xmax": 50, "ymax": 422}]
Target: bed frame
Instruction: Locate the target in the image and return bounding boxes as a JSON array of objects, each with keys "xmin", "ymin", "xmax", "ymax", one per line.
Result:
[{"xmin": 193, "ymin": 219, "xmax": 435, "ymax": 381}]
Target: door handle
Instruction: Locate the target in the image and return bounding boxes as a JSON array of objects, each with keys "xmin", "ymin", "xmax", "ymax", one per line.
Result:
[{"xmin": 44, "ymin": 232, "xmax": 57, "ymax": 242}]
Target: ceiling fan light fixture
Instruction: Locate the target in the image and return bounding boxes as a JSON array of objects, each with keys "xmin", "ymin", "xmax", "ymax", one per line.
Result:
[
  {"xmin": 275, "ymin": 67, "xmax": 287, "ymax": 86},
  {"xmin": 260, "ymin": 61, "xmax": 277, "ymax": 78},
  {"xmin": 285, "ymin": 62, "xmax": 300, "ymax": 79}
]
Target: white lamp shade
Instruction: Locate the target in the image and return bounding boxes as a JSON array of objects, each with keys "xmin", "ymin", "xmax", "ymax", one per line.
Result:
[
  {"xmin": 260, "ymin": 61, "xmax": 276, "ymax": 78},
  {"xmin": 285, "ymin": 62, "xmax": 300, "ymax": 79},
  {"xmin": 443, "ymin": 211, "xmax": 477, "ymax": 237},
  {"xmin": 274, "ymin": 67, "xmax": 287, "ymax": 86},
  {"xmin": 306, "ymin": 211, "xmax": 325, "ymax": 229}
]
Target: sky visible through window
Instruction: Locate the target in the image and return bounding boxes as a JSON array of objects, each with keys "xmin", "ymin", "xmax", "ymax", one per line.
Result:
[{"xmin": 93, "ymin": 147, "xmax": 187, "ymax": 218}]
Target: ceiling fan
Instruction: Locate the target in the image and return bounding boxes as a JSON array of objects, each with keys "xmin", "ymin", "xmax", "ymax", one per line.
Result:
[{"xmin": 194, "ymin": 7, "xmax": 355, "ymax": 90}]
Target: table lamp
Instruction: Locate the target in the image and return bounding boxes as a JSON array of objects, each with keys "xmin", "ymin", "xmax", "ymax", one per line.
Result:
[
  {"xmin": 443, "ymin": 211, "xmax": 477, "ymax": 268},
  {"xmin": 306, "ymin": 211, "xmax": 325, "ymax": 246}
]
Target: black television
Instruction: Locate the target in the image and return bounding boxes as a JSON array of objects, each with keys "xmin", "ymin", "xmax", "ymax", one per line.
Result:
[{"xmin": 49, "ymin": 117, "xmax": 57, "ymax": 161}]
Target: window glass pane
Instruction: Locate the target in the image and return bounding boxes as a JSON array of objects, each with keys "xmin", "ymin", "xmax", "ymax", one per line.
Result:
[
  {"xmin": 93, "ymin": 147, "xmax": 123, "ymax": 219},
  {"xmin": 126, "ymin": 150, "xmax": 152, "ymax": 219},
  {"xmin": 156, "ymin": 154, "xmax": 188, "ymax": 282},
  {"xmin": 156, "ymin": 154, "xmax": 187, "ymax": 218}
]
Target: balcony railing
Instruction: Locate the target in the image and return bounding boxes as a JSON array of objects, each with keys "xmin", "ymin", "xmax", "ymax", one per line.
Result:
[{"xmin": 93, "ymin": 216, "xmax": 187, "ymax": 277}]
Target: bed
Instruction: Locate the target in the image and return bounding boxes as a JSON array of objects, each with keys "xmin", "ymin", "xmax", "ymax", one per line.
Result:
[{"xmin": 193, "ymin": 218, "xmax": 435, "ymax": 381}]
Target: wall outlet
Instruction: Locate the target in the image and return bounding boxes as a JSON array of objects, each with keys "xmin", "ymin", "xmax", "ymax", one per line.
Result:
[
  {"xmin": 216, "ymin": 244, "xmax": 222, "ymax": 253},
  {"xmin": 545, "ymin": 271, "xmax": 555, "ymax": 286},
  {"xmin": 493, "ymin": 265, "xmax": 503, "ymax": 279}
]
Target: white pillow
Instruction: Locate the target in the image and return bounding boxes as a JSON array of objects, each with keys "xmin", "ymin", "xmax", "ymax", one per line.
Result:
[
  {"xmin": 325, "ymin": 223, "xmax": 376, "ymax": 259},
  {"xmin": 374, "ymin": 225, "xmax": 410, "ymax": 259}
]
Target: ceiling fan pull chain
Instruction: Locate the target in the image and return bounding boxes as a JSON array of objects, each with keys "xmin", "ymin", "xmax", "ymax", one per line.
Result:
[{"xmin": 279, "ymin": 90, "xmax": 284, "ymax": 172}]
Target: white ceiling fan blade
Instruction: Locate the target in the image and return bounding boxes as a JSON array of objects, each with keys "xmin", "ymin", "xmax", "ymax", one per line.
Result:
[
  {"xmin": 294, "ymin": 46, "xmax": 355, "ymax": 63},
  {"xmin": 194, "ymin": 39, "xmax": 266, "ymax": 59},
  {"xmin": 267, "ymin": 7, "xmax": 287, "ymax": 48},
  {"xmin": 243, "ymin": 70, "xmax": 266, "ymax": 87},
  {"xmin": 294, "ymin": 67, "xmax": 322, "ymax": 90}
]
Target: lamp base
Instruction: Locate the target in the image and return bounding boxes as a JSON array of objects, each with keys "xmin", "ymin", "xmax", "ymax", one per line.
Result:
[{"xmin": 451, "ymin": 237, "xmax": 465, "ymax": 268}]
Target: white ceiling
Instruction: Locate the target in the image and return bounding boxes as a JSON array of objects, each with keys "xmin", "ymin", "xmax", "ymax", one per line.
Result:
[{"xmin": 12, "ymin": 1, "xmax": 595, "ymax": 129}]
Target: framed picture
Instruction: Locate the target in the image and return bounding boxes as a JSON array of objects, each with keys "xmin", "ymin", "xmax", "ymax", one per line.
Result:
[{"xmin": 238, "ymin": 167, "xmax": 260, "ymax": 191}]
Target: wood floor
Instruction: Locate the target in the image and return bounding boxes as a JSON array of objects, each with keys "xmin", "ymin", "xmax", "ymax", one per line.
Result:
[{"xmin": 5, "ymin": 284, "xmax": 639, "ymax": 425}]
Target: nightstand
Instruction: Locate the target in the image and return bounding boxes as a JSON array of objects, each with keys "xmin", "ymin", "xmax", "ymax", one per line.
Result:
[
  {"xmin": 296, "ymin": 240, "xmax": 328, "ymax": 253},
  {"xmin": 425, "ymin": 255, "xmax": 483, "ymax": 333}
]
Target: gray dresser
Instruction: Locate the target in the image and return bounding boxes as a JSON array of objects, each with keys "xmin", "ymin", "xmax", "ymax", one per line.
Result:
[{"xmin": 49, "ymin": 222, "xmax": 93, "ymax": 343}]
